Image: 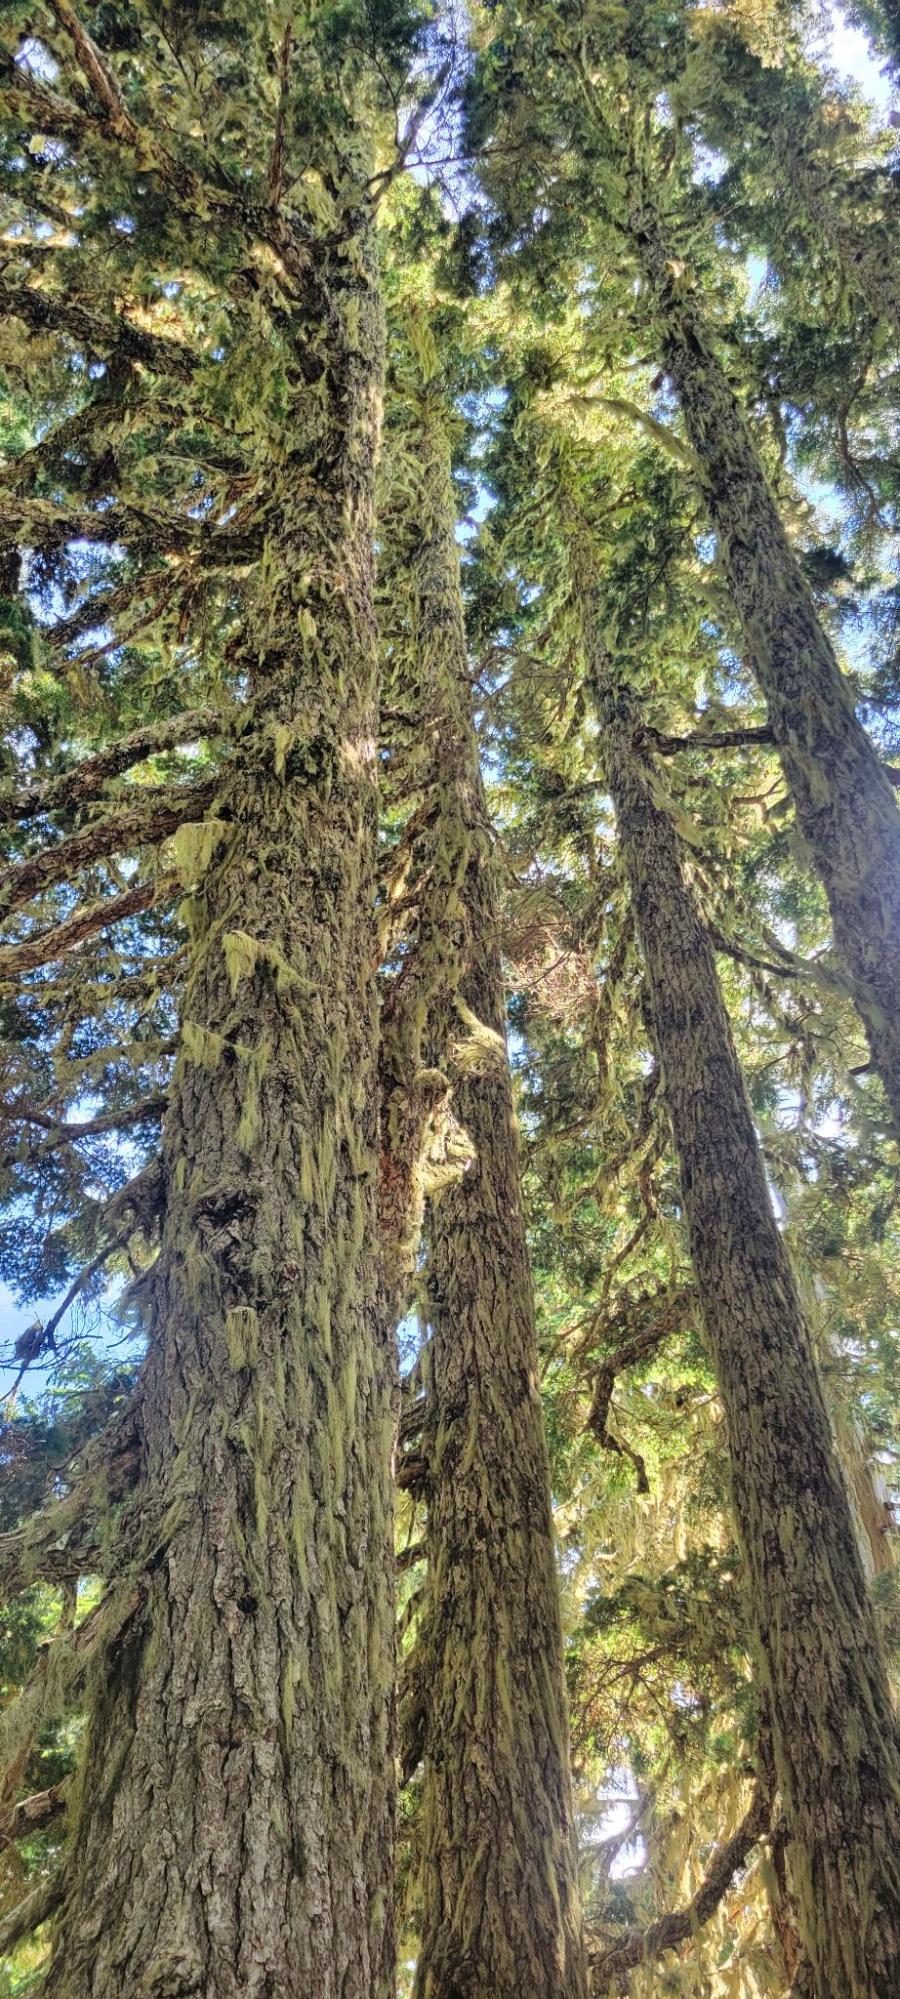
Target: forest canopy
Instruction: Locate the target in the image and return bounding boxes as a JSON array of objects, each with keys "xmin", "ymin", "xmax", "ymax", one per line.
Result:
[{"xmin": 0, "ymin": 3, "xmax": 899, "ymax": 1997}]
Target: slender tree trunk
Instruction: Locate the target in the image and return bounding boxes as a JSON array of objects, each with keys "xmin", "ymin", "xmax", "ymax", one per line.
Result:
[
  {"xmin": 45, "ymin": 234, "xmax": 395, "ymax": 1999},
  {"xmin": 577, "ymin": 573, "xmax": 900, "ymax": 1999},
  {"xmin": 404, "ymin": 398, "xmax": 587, "ymax": 1999},
  {"xmin": 630, "ymin": 198, "xmax": 900, "ymax": 1134}
]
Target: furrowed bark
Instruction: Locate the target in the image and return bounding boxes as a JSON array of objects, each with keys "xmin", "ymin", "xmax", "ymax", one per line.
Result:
[
  {"xmin": 577, "ymin": 566, "xmax": 900, "ymax": 1999},
  {"xmin": 406, "ymin": 398, "xmax": 587, "ymax": 1999},
  {"xmin": 630, "ymin": 197, "xmax": 900, "ymax": 1133},
  {"xmin": 41, "ymin": 218, "xmax": 396, "ymax": 1999}
]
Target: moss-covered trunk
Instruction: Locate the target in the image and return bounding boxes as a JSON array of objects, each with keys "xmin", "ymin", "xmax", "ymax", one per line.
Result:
[
  {"xmin": 631, "ymin": 201, "xmax": 900, "ymax": 1134},
  {"xmin": 404, "ymin": 403, "xmax": 586, "ymax": 1999},
  {"xmin": 44, "ymin": 239, "xmax": 395, "ymax": 1999},
  {"xmin": 579, "ymin": 588, "xmax": 900, "ymax": 1999}
]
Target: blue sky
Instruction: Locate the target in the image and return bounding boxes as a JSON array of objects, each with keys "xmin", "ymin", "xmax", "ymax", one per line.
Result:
[{"xmin": 826, "ymin": 5, "xmax": 894, "ymax": 106}]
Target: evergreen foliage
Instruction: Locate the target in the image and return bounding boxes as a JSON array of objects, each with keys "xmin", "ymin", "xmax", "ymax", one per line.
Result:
[{"xmin": 0, "ymin": 2, "xmax": 899, "ymax": 1996}]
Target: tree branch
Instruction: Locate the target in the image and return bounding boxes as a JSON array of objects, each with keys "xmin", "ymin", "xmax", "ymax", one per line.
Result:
[
  {"xmin": 1, "ymin": 1097, "xmax": 167, "ymax": 1146},
  {"xmin": 267, "ymin": 24, "xmax": 293, "ymax": 209},
  {"xmin": 42, "ymin": 571, "xmax": 178, "ymax": 653},
  {"xmin": 0, "ymin": 495, "xmax": 262, "ymax": 564},
  {"xmin": 643, "ymin": 723, "xmax": 775, "ymax": 755},
  {"xmin": 0, "ymin": 779, "xmax": 218, "ymax": 921},
  {"xmin": 0, "ymin": 1869, "xmax": 64, "ymax": 1955},
  {"xmin": 0, "ymin": 1409, "xmax": 141, "ymax": 1594},
  {"xmin": 4, "ymin": 48, "xmax": 320, "ymax": 299},
  {"xmin": 585, "ymin": 1287, "xmax": 698, "ymax": 1492},
  {"xmin": 590, "ymin": 1776, "xmax": 771, "ymax": 1987},
  {"xmin": 45, "ymin": 0, "xmax": 143, "ymax": 144},
  {"xmin": 0, "ymin": 871, "xmax": 180, "ymax": 977},
  {"xmin": 0, "ymin": 280, "xmax": 196, "ymax": 381},
  {"xmin": 0, "ymin": 1781, "xmax": 68, "ymax": 1853},
  {"xmin": 1, "ymin": 711, "xmax": 222, "ymax": 824},
  {"xmin": 4, "ymin": 1232, "xmax": 131, "ymax": 1392}
]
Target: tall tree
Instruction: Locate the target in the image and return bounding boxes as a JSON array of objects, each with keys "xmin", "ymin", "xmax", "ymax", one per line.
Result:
[
  {"xmin": 574, "ymin": 534, "xmax": 900, "ymax": 1999},
  {"xmin": 379, "ymin": 297, "xmax": 587, "ymax": 1997},
  {"xmin": 466, "ymin": 0, "xmax": 900, "ymax": 1134},
  {"xmin": 463, "ymin": 336, "xmax": 900, "ymax": 1991},
  {"xmin": 0, "ymin": 3, "xmax": 431, "ymax": 1989}
]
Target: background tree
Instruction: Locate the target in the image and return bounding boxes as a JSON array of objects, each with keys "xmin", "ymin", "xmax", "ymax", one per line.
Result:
[
  {"xmin": 0, "ymin": 3, "xmax": 436, "ymax": 1990},
  {"xmin": 378, "ymin": 262, "xmax": 587, "ymax": 1999}
]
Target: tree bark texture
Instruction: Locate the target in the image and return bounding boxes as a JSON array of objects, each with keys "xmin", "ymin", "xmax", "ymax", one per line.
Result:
[
  {"xmin": 579, "ymin": 579, "xmax": 900, "ymax": 1999},
  {"xmin": 44, "ymin": 227, "xmax": 396, "ymax": 1999},
  {"xmin": 631, "ymin": 199, "xmax": 900, "ymax": 1136},
  {"xmin": 405, "ymin": 401, "xmax": 587, "ymax": 1999}
]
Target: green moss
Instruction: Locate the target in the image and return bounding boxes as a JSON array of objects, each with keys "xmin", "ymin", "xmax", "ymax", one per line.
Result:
[
  {"xmin": 225, "ymin": 1305, "xmax": 259, "ymax": 1369},
  {"xmin": 171, "ymin": 819, "xmax": 228, "ymax": 885}
]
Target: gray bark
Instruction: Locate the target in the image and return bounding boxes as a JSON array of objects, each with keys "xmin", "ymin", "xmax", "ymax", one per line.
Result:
[
  {"xmin": 578, "ymin": 568, "xmax": 900, "ymax": 1999},
  {"xmin": 43, "ymin": 227, "xmax": 395, "ymax": 1999},
  {"xmin": 405, "ymin": 403, "xmax": 588, "ymax": 1999},
  {"xmin": 632, "ymin": 199, "xmax": 900, "ymax": 1136}
]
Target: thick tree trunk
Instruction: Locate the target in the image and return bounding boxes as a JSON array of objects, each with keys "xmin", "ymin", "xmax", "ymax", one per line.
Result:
[
  {"xmin": 405, "ymin": 402, "xmax": 587, "ymax": 1999},
  {"xmin": 44, "ymin": 240, "xmax": 395, "ymax": 1999},
  {"xmin": 631, "ymin": 201, "xmax": 900, "ymax": 1134},
  {"xmin": 578, "ymin": 585, "xmax": 900, "ymax": 1999}
]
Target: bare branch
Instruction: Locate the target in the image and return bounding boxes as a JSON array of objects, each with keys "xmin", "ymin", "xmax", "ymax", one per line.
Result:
[
  {"xmin": 367, "ymin": 66, "xmax": 452, "ymax": 203},
  {"xmin": 3, "ymin": 1231, "xmax": 132, "ymax": 1394},
  {"xmin": 46, "ymin": 1233, "xmax": 128, "ymax": 1337}
]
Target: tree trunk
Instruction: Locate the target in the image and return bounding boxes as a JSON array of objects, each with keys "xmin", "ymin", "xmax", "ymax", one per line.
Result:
[
  {"xmin": 404, "ymin": 399, "xmax": 587, "ymax": 1999},
  {"xmin": 578, "ymin": 576, "xmax": 900, "ymax": 1999},
  {"xmin": 44, "ymin": 235, "xmax": 395, "ymax": 1999},
  {"xmin": 630, "ymin": 198, "xmax": 900, "ymax": 1134}
]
